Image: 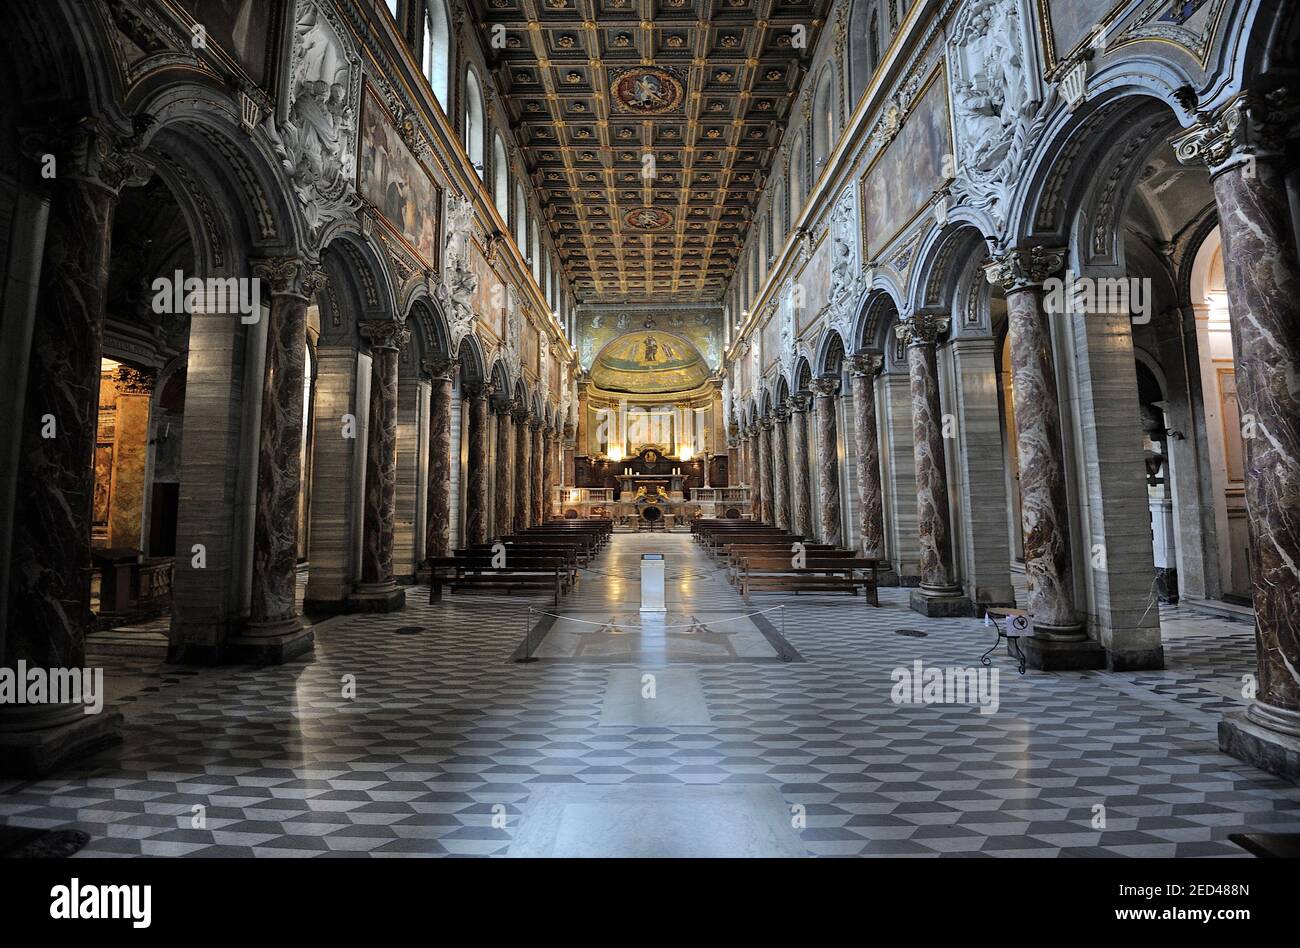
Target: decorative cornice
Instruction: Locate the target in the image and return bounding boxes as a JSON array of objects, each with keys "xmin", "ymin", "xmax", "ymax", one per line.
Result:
[{"xmin": 983, "ymin": 246, "xmax": 1066, "ymax": 292}]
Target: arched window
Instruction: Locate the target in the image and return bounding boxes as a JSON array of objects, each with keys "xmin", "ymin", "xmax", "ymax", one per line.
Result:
[
  {"xmin": 514, "ymin": 183, "xmax": 527, "ymax": 251},
  {"xmin": 772, "ymin": 178, "xmax": 785, "ymax": 250},
  {"xmin": 422, "ymin": 0, "xmax": 451, "ymax": 113},
  {"xmin": 789, "ymin": 141, "xmax": 805, "ymax": 219},
  {"xmin": 812, "ymin": 68, "xmax": 835, "ymax": 174},
  {"xmin": 492, "ymin": 135, "xmax": 508, "ymax": 218},
  {"xmin": 463, "ymin": 69, "xmax": 484, "ymax": 178},
  {"xmin": 869, "ymin": 10, "xmax": 881, "ymax": 74},
  {"xmin": 531, "ymin": 218, "xmax": 541, "ymax": 280}
]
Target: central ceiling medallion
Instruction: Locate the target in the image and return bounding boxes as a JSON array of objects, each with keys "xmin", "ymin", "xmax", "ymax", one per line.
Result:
[
  {"xmin": 624, "ymin": 206, "xmax": 674, "ymax": 230},
  {"xmin": 610, "ymin": 66, "xmax": 685, "ymax": 115}
]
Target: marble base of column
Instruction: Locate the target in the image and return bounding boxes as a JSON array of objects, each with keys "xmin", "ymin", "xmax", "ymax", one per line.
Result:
[
  {"xmin": 348, "ymin": 583, "xmax": 407, "ymax": 613},
  {"xmin": 907, "ymin": 588, "xmax": 974, "ymax": 618},
  {"xmin": 0, "ymin": 703, "xmax": 124, "ymax": 777},
  {"xmin": 226, "ymin": 617, "xmax": 316, "ymax": 664}
]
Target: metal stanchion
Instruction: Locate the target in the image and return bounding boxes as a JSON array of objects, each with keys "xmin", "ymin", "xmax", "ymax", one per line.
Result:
[{"xmin": 517, "ymin": 605, "xmax": 539, "ymax": 663}]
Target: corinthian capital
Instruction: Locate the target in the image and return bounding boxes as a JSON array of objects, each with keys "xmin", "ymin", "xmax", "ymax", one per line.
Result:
[
  {"xmin": 984, "ymin": 246, "xmax": 1066, "ymax": 292},
  {"xmin": 848, "ymin": 352, "xmax": 884, "ymax": 378},
  {"xmin": 422, "ymin": 355, "xmax": 458, "ymax": 382},
  {"xmin": 1173, "ymin": 89, "xmax": 1295, "ymax": 175},
  {"xmin": 809, "ymin": 375, "xmax": 840, "ymax": 398},
  {"xmin": 21, "ymin": 115, "xmax": 153, "ymax": 195},
  {"xmin": 359, "ymin": 319, "xmax": 410, "ymax": 351},
  {"xmin": 252, "ymin": 256, "xmax": 323, "ymax": 300},
  {"xmin": 893, "ymin": 313, "xmax": 950, "ymax": 348}
]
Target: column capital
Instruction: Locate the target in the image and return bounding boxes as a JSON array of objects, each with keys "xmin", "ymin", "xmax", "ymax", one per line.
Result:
[
  {"xmin": 252, "ymin": 256, "xmax": 324, "ymax": 301},
  {"xmin": 511, "ymin": 403, "xmax": 531, "ymax": 424},
  {"xmin": 848, "ymin": 352, "xmax": 885, "ymax": 378},
  {"xmin": 463, "ymin": 381, "xmax": 490, "ymax": 400},
  {"xmin": 809, "ymin": 375, "xmax": 840, "ymax": 398},
  {"xmin": 787, "ymin": 393, "xmax": 810, "ymax": 414},
  {"xmin": 758, "ymin": 417, "xmax": 774, "ymax": 431},
  {"xmin": 1173, "ymin": 89, "xmax": 1296, "ymax": 176},
  {"xmin": 562, "ymin": 422, "xmax": 575, "ymax": 439},
  {"xmin": 983, "ymin": 246, "xmax": 1066, "ymax": 292},
  {"xmin": 528, "ymin": 416, "xmax": 544, "ymax": 431},
  {"xmin": 21, "ymin": 115, "xmax": 153, "ymax": 196},
  {"xmin": 113, "ymin": 366, "xmax": 157, "ymax": 395},
  {"xmin": 492, "ymin": 396, "xmax": 515, "ymax": 416},
  {"xmin": 422, "ymin": 355, "xmax": 458, "ymax": 382},
  {"xmin": 359, "ymin": 319, "xmax": 410, "ymax": 352},
  {"xmin": 893, "ymin": 313, "xmax": 950, "ymax": 348},
  {"xmin": 773, "ymin": 405, "xmax": 790, "ymax": 423}
]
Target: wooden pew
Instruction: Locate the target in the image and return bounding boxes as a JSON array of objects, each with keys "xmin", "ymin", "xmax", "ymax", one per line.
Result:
[{"xmin": 736, "ymin": 555, "xmax": 880, "ymax": 605}]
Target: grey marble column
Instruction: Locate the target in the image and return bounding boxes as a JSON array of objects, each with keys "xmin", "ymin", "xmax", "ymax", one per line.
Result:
[
  {"xmin": 353, "ymin": 320, "xmax": 408, "ymax": 611},
  {"xmin": 848, "ymin": 353, "xmax": 885, "ymax": 560},
  {"xmin": 514, "ymin": 406, "xmax": 532, "ymax": 530},
  {"xmin": 896, "ymin": 314, "xmax": 969, "ymax": 616},
  {"xmin": 788, "ymin": 396, "xmax": 813, "ymax": 538},
  {"xmin": 243, "ymin": 258, "xmax": 321, "ymax": 657},
  {"xmin": 809, "ymin": 376, "xmax": 844, "ymax": 547},
  {"xmin": 423, "ymin": 356, "xmax": 456, "ymax": 563},
  {"xmin": 531, "ymin": 420, "xmax": 545, "ymax": 526},
  {"xmin": 493, "ymin": 399, "xmax": 514, "ymax": 538},
  {"xmin": 987, "ymin": 248, "xmax": 1083, "ymax": 635},
  {"xmin": 1, "ymin": 120, "xmax": 144, "ymax": 773},
  {"xmin": 464, "ymin": 384, "xmax": 490, "ymax": 545},
  {"xmin": 772, "ymin": 406, "xmax": 791, "ymax": 531},
  {"xmin": 758, "ymin": 419, "xmax": 775, "ymax": 525},
  {"xmin": 746, "ymin": 425, "xmax": 762, "ymax": 519},
  {"xmin": 1177, "ymin": 95, "xmax": 1300, "ymax": 776}
]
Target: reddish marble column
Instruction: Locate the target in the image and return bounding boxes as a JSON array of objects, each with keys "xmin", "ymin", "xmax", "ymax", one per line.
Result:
[
  {"xmin": 531, "ymin": 420, "xmax": 545, "ymax": 526},
  {"xmin": 986, "ymin": 248, "xmax": 1082, "ymax": 634},
  {"xmin": 514, "ymin": 406, "xmax": 532, "ymax": 530},
  {"xmin": 848, "ymin": 353, "xmax": 885, "ymax": 559},
  {"xmin": 464, "ymin": 384, "xmax": 490, "ymax": 545},
  {"xmin": 772, "ymin": 406, "xmax": 791, "ymax": 531},
  {"xmin": 746, "ymin": 425, "xmax": 762, "ymax": 519},
  {"xmin": 896, "ymin": 314, "xmax": 969, "ymax": 615},
  {"xmin": 758, "ymin": 418, "xmax": 775, "ymax": 525},
  {"xmin": 493, "ymin": 399, "xmax": 514, "ymax": 538},
  {"xmin": 541, "ymin": 425, "xmax": 555, "ymax": 522},
  {"xmin": 354, "ymin": 320, "xmax": 408, "ymax": 610},
  {"xmin": 1177, "ymin": 95, "xmax": 1300, "ymax": 773},
  {"xmin": 809, "ymin": 376, "xmax": 844, "ymax": 547},
  {"xmin": 245, "ymin": 258, "xmax": 321, "ymax": 654},
  {"xmin": 423, "ymin": 356, "xmax": 456, "ymax": 562},
  {"xmin": 788, "ymin": 395, "xmax": 813, "ymax": 538}
]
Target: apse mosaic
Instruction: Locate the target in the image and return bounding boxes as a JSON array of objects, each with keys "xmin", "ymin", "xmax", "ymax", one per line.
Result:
[{"xmin": 589, "ymin": 331, "xmax": 711, "ymax": 394}]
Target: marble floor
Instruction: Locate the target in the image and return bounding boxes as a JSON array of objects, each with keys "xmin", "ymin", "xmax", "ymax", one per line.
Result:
[{"xmin": 2, "ymin": 533, "xmax": 1299, "ymax": 857}]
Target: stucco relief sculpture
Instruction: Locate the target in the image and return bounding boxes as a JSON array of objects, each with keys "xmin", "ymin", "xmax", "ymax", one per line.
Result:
[
  {"xmin": 947, "ymin": 0, "xmax": 1055, "ymax": 235},
  {"xmin": 266, "ymin": 0, "xmax": 362, "ymax": 240},
  {"xmin": 437, "ymin": 190, "xmax": 479, "ymax": 344}
]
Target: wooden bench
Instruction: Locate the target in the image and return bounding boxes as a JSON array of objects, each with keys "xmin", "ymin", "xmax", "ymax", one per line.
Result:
[
  {"xmin": 724, "ymin": 544, "xmax": 846, "ymax": 581},
  {"xmin": 428, "ymin": 553, "xmax": 571, "ymax": 607},
  {"xmin": 737, "ymin": 556, "xmax": 880, "ymax": 605}
]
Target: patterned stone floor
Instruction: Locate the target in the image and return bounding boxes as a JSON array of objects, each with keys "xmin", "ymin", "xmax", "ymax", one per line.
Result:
[{"xmin": 2, "ymin": 533, "xmax": 1298, "ymax": 857}]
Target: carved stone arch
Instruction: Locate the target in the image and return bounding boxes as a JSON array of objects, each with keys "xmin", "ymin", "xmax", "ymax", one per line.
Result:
[
  {"xmin": 760, "ymin": 388, "xmax": 774, "ymax": 418},
  {"xmin": 774, "ymin": 374, "xmax": 791, "ymax": 407},
  {"xmin": 909, "ymin": 224, "xmax": 992, "ymax": 335},
  {"xmin": 318, "ymin": 235, "xmax": 390, "ymax": 347},
  {"xmin": 404, "ymin": 290, "xmax": 452, "ymax": 356},
  {"xmin": 456, "ymin": 332, "xmax": 487, "ymax": 386},
  {"xmin": 793, "ymin": 354, "xmax": 814, "ymax": 394},
  {"xmin": 10, "ymin": 0, "xmax": 120, "ymax": 117},
  {"xmin": 815, "ymin": 325, "xmax": 848, "ymax": 377},
  {"xmin": 852, "ymin": 286, "xmax": 903, "ymax": 353},
  {"xmin": 487, "ymin": 356, "xmax": 511, "ymax": 397}
]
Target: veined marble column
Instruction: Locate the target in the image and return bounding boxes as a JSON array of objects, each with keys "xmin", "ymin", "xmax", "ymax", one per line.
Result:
[
  {"xmin": 493, "ymin": 399, "xmax": 514, "ymax": 538},
  {"xmin": 464, "ymin": 384, "xmax": 491, "ymax": 545},
  {"xmin": 896, "ymin": 314, "xmax": 970, "ymax": 616},
  {"xmin": 514, "ymin": 406, "xmax": 532, "ymax": 530},
  {"xmin": 423, "ymin": 356, "xmax": 456, "ymax": 563},
  {"xmin": 1177, "ymin": 94, "xmax": 1300, "ymax": 778},
  {"xmin": 809, "ymin": 376, "xmax": 843, "ymax": 547},
  {"xmin": 531, "ymin": 419, "xmax": 544, "ymax": 526},
  {"xmin": 849, "ymin": 354, "xmax": 886, "ymax": 560},
  {"xmin": 541, "ymin": 425, "xmax": 556, "ymax": 522},
  {"xmin": 772, "ymin": 406, "xmax": 791, "ymax": 531},
  {"xmin": 986, "ymin": 248, "xmax": 1083, "ymax": 636},
  {"xmin": 1, "ymin": 120, "xmax": 145, "ymax": 774},
  {"xmin": 242, "ymin": 257, "xmax": 321, "ymax": 657},
  {"xmin": 788, "ymin": 395, "xmax": 813, "ymax": 538},
  {"xmin": 746, "ymin": 425, "xmax": 762, "ymax": 519},
  {"xmin": 758, "ymin": 418, "xmax": 775, "ymax": 525},
  {"xmin": 353, "ymin": 320, "xmax": 408, "ymax": 611}
]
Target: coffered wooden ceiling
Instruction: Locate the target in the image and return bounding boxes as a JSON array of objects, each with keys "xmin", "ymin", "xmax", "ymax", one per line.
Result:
[{"xmin": 469, "ymin": 0, "xmax": 832, "ymax": 304}]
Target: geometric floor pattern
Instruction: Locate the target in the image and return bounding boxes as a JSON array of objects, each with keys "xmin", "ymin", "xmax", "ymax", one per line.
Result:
[{"xmin": 2, "ymin": 534, "xmax": 1299, "ymax": 857}]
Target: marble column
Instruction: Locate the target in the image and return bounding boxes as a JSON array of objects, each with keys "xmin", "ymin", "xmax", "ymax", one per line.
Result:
[
  {"xmin": 2, "ymin": 120, "xmax": 146, "ymax": 773},
  {"xmin": 896, "ymin": 314, "xmax": 970, "ymax": 616},
  {"xmin": 1177, "ymin": 94, "xmax": 1300, "ymax": 778},
  {"xmin": 464, "ymin": 383, "xmax": 491, "ymax": 545},
  {"xmin": 514, "ymin": 406, "xmax": 532, "ymax": 530},
  {"xmin": 107, "ymin": 367, "xmax": 156, "ymax": 549},
  {"xmin": 541, "ymin": 425, "xmax": 555, "ymax": 522},
  {"xmin": 562, "ymin": 421, "xmax": 576, "ymax": 491},
  {"xmin": 352, "ymin": 320, "xmax": 408, "ymax": 611},
  {"xmin": 772, "ymin": 406, "xmax": 791, "ymax": 531},
  {"xmin": 809, "ymin": 376, "xmax": 843, "ymax": 547},
  {"xmin": 531, "ymin": 419, "xmax": 545, "ymax": 526},
  {"xmin": 241, "ymin": 257, "xmax": 321, "ymax": 657},
  {"xmin": 758, "ymin": 418, "xmax": 775, "ymax": 525},
  {"xmin": 985, "ymin": 249, "xmax": 1084, "ymax": 638},
  {"xmin": 493, "ymin": 399, "xmax": 514, "ymax": 538},
  {"xmin": 788, "ymin": 395, "xmax": 813, "ymax": 538},
  {"xmin": 746, "ymin": 425, "xmax": 762, "ymax": 519},
  {"xmin": 424, "ymin": 356, "xmax": 456, "ymax": 563},
  {"xmin": 848, "ymin": 354, "xmax": 886, "ymax": 560}
]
